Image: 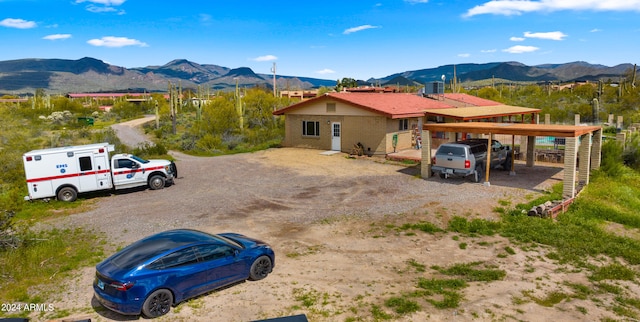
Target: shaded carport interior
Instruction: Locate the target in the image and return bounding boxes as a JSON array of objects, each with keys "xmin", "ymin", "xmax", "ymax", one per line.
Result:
[{"xmin": 420, "ymin": 122, "xmax": 603, "ymax": 199}]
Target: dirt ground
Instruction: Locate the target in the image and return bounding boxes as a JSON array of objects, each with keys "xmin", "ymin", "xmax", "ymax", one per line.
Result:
[{"xmin": 30, "ymin": 119, "xmax": 619, "ymax": 322}]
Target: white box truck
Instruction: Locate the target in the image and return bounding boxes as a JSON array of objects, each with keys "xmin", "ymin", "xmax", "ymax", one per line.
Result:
[{"xmin": 23, "ymin": 142, "xmax": 177, "ymax": 202}]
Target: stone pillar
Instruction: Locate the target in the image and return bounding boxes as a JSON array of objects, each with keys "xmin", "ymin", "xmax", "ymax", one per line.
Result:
[
  {"xmin": 545, "ymin": 114, "xmax": 551, "ymax": 125},
  {"xmin": 616, "ymin": 131, "xmax": 627, "ymax": 149},
  {"xmin": 526, "ymin": 136, "xmax": 535, "ymax": 167},
  {"xmin": 575, "ymin": 114, "xmax": 581, "ymax": 125},
  {"xmin": 563, "ymin": 137, "xmax": 579, "ymax": 198},
  {"xmin": 617, "ymin": 116, "xmax": 624, "ymax": 129},
  {"xmin": 519, "ymin": 135, "xmax": 528, "ymax": 161},
  {"xmin": 591, "ymin": 129, "xmax": 602, "ymax": 170},
  {"xmin": 608, "ymin": 114, "xmax": 614, "ymax": 124},
  {"xmin": 421, "ymin": 129, "xmax": 433, "ymax": 179},
  {"xmin": 579, "ymin": 134, "xmax": 592, "ymax": 185}
]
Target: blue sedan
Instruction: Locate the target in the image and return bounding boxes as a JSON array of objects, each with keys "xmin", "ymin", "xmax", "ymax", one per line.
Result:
[{"xmin": 93, "ymin": 229, "xmax": 275, "ymax": 318}]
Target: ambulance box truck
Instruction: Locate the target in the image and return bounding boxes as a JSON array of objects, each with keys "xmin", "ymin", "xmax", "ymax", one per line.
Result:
[{"xmin": 23, "ymin": 142, "xmax": 177, "ymax": 202}]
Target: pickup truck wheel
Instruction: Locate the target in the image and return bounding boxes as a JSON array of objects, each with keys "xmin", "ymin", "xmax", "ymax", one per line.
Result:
[
  {"xmin": 438, "ymin": 172, "xmax": 447, "ymax": 179},
  {"xmin": 149, "ymin": 175, "xmax": 166, "ymax": 190},
  {"xmin": 474, "ymin": 165, "xmax": 485, "ymax": 183},
  {"xmin": 57, "ymin": 187, "xmax": 77, "ymax": 202},
  {"xmin": 503, "ymin": 155, "xmax": 512, "ymax": 171}
]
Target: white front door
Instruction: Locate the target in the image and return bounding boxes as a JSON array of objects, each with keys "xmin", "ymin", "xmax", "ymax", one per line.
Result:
[{"xmin": 331, "ymin": 122, "xmax": 341, "ymax": 151}]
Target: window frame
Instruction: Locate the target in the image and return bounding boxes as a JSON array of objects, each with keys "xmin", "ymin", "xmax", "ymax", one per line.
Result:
[
  {"xmin": 399, "ymin": 119, "xmax": 409, "ymax": 131},
  {"xmin": 302, "ymin": 121, "xmax": 320, "ymax": 137}
]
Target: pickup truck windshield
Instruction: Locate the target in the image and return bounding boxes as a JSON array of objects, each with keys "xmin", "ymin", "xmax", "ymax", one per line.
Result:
[{"xmin": 131, "ymin": 155, "xmax": 150, "ymax": 164}]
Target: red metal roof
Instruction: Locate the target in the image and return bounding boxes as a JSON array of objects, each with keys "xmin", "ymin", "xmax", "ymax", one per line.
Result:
[
  {"xmin": 273, "ymin": 92, "xmax": 453, "ymax": 119},
  {"xmin": 441, "ymin": 93, "xmax": 502, "ymax": 107}
]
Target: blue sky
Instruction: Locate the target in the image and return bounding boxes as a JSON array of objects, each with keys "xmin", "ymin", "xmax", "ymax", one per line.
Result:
[{"xmin": 1, "ymin": 0, "xmax": 639, "ymax": 80}]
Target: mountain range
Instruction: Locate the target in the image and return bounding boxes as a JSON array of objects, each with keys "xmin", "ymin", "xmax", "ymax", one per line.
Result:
[{"xmin": 0, "ymin": 57, "xmax": 634, "ymax": 95}]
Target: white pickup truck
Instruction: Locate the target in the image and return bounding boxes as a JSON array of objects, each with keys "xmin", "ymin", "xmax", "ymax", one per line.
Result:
[
  {"xmin": 23, "ymin": 143, "xmax": 177, "ymax": 202},
  {"xmin": 431, "ymin": 139, "xmax": 511, "ymax": 182}
]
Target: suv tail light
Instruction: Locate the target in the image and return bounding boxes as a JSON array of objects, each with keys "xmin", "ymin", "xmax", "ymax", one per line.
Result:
[
  {"xmin": 431, "ymin": 157, "xmax": 436, "ymax": 165},
  {"xmin": 464, "ymin": 160, "xmax": 471, "ymax": 169}
]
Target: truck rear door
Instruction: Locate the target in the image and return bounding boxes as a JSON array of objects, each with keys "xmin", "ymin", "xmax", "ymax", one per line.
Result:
[
  {"xmin": 76, "ymin": 152, "xmax": 110, "ymax": 193},
  {"xmin": 435, "ymin": 145, "xmax": 468, "ymax": 171}
]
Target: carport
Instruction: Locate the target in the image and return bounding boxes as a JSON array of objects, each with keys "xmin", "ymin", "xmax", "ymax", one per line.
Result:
[{"xmin": 420, "ymin": 122, "xmax": 603, "ymax": 198}]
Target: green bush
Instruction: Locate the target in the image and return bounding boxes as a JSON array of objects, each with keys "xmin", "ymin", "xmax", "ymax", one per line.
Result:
[
  {"xmin": 600, "ymin": 139, "xmax": 626, "ymax": 176},
  {"xmin": 623, "ymin": 132, "xmax": 640, "ymax": 170}
]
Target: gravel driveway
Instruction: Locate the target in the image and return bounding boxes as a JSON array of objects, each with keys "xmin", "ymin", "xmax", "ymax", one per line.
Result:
[{"xmin": 46, "ymin": 118, "xmax": 571, "ymax": 322}]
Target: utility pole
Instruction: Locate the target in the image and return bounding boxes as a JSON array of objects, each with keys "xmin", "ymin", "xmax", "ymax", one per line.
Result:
[
  {"xmin": 168, "ymin": 81, "xmax": 177, "ymax": 135},
  {"xmin": 271, "ymin": 62, "xmax": 277, "ymax": 97}
]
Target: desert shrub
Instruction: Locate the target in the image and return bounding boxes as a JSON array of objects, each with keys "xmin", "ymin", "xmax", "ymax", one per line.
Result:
[
  {"xmin": 0, "ymin": 210, "xmax": 21, "ymax": 250},
  {"xmin": 623, "ymin": 132, "xmax": 640, "ymax": 170},
  {"xmin": 600, "ymin": 139, "xmax": 626, "ymax": 176}
]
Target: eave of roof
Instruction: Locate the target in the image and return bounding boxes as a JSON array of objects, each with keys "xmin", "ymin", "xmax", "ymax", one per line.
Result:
[
  {"xmin": 423, "ymin": 122, "xmax": 601, "ymax": 138},
  {"xmin": 425, "ymin": 105, "xmax": 541, "ymax": 121}
]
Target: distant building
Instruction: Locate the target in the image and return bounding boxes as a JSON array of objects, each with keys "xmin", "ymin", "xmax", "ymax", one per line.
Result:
[{"xmin": 280, "ymin": 90, "xmax": 318, "ymax": 100}]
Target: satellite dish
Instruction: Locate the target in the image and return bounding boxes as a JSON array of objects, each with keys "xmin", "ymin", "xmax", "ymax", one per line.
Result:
[{"xmin": 441, "ymin": 74, "xmax": 446, "ymax": 81}]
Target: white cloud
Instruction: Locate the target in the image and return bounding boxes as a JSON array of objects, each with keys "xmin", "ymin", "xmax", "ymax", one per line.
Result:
[
  {"xmin": 75, "ymin": 0, "xmax": 126, "ymax": 5},
  {"xmin": 87, "ymin": 36, "xmax": 148, "ymax": 47},
  {"xmin": 463, "ymin": 0, "xmax": 640, "ymax": 17},
  {"xmin": 77, "ymin": 0, "xmax": 126, "ymax": 14},
  {"xmin": 199, "ymin": 14, "xmax": 212, "ymax": 25},
  {"xmin": 86, "ymin": 5, "xmax": 117, "ymax": 13},
  {"xmin": 458, "ymin": 53, "xmax": 471, "ymax": 58},
  {"xmin": 405, "ymin": 0, "xmax": 429, "ymax": 3},
  {"xmin": 43, "ymin": 34, "xmax": 72, "ymax": 40},
  {"xmin": 343, "ymin": 25, "xmax": 380, "ymax": 35},
  {"xmin": 503, "ymin": 45, "xmax": 539, "ymax": 53},
  {"xmin": 316, "ymin": 69, "xmax": 336, "ymax": 75},
  {"xmin": 524, "ymin": 31, "xmax": 567, "ymax": 40},
  {"xmin": 590, "ymin": 28, "xmax": 602, "ymax": 32},
  {"xmin": 252, "ymin": 55, "xmax": 278, "ymax": 62},
  {"xmin": 0, "ymin": 18, "xmax": 36, "ymax": 29},
  {"xmin": 510, "ymin": 36, "xmax": 525, "ymax": 41},
  {"xmin": 481, "ymin": 49, "xmax": 497, "ymax": 53}
]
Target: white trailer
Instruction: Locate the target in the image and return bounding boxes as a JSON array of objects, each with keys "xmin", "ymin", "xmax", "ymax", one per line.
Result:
[{"xmin": 23, "ymin": 142, "xmax": 176, "ymax": 202}]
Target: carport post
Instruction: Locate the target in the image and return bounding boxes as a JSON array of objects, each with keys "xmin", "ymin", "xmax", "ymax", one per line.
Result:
[
  {"xmin": 509, "ymin": 135, "xmax": 516, "ymax": 175},
  {"xmin": 421, "ymin": 129, "xmax": 433, "ymax": 179},
  {"xmin": 591, "ymin": 129, "xmax": 603, "ymax": 170},
  {"xmin": 579, "ymin": 133, "xmax": 592, "ymax": 185},
  {"xmin": 526, "ymin": 136, "xmax": 536, "ymax": 167},
  {"xmin": 563, "ymin": 136, "xmax": 579, "ymax": 198},
  {"xmin": 484, "ymin": 133, "xmax": 492, "ymax": 186}
]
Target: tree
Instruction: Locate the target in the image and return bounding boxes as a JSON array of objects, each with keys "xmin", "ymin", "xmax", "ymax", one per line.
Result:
[{"xmin": 335, "ymin": 78, "xmax": 358, "ymax": 92}]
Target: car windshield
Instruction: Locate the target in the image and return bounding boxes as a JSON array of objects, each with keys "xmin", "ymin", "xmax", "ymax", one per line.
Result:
[
  {"xmin": 109, "ymin": 230, "xmax": 222, "ymax": 270},
  {"xmin": 130, "ymin": 154, "xmax": 150, "ymax": 164},
  {"xmin": 215, "ymin": 235, "xmax": 244, "ymax": 249}
]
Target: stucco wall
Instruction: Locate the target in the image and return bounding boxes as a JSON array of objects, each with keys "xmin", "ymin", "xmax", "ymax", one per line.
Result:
[{"xmin": 277, "ymin": 98, "xmax": 422, "ymax": 155}]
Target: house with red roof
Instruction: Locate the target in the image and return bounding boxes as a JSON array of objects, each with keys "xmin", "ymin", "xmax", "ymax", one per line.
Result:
[
  {"xmin": 273, "ymin": 92, "xmax": 541, "ymax": 156},
  {"xmin": 273, "ymin": 92, "xmax": 455, "ymax": 155}
]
